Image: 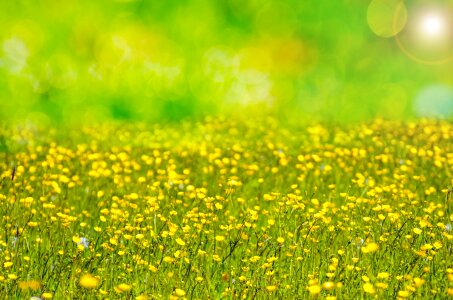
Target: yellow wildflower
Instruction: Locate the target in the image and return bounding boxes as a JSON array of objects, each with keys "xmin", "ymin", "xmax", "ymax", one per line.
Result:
[
  {"xmin": 174, "ymin": 289, "xmax": 186, "ymax": 297},
  {"xmin": 363, "ymin": 283, "xmax": 375, "ymax": 294},
  {"xmin": 79, "ymin": 274, "xmax": 100, "ymax": 289}
]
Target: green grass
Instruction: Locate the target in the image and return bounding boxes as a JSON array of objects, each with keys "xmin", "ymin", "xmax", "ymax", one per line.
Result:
[{"xmin": 0, "ymin": 118, "xmax": 452, "ymax": 299}]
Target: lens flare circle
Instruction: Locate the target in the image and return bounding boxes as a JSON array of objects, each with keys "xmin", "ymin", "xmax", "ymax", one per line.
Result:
[
  {"xmin": 393, "ymin": 5, "xmax": 453, "ymax": 65},
  {"xmin": 367, "ymin": 0, "xmax": 408, "ymax": 38}
]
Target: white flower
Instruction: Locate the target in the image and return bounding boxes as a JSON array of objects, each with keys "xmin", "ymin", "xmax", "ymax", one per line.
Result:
[{"xmin": 78, "ymin": 237, "xmax": 89, "ymax": 249}]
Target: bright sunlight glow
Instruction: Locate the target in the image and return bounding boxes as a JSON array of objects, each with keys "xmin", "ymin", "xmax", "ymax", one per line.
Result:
[{"xmin": 420, "ymin": 13, "xmax": 445, "ymax": 38}]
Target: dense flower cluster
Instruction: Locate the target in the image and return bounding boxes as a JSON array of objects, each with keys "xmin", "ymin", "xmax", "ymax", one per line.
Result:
[{"xmin": 0, "ymin": 118, "xmax": 452, "ymax": 299}]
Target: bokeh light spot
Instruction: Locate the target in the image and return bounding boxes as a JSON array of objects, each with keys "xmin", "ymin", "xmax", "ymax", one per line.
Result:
[
  {"xmin": 414, "ymin": 84, "xmax": 453, "ymax": 118},
  {"xmin": 2, "ymin": 37, "xmax": 29, "ymax": 74},
  {"xmin": 367, "ymin": 0, "xmax": 407, "ymax": 38},
  {"xmin": 420, "ymin": 13, "xmax": 445, "ymax": 38}
]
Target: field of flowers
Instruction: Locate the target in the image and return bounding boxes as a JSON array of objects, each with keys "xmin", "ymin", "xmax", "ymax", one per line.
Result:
[{"xmin": 0, "ymin": 118, "xmax": 452, "ymax": 299}]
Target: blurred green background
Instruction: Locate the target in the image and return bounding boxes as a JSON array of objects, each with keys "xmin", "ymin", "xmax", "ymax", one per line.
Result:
[{"xmin": 1, "ymin": 0, "xmax": 452, "ymax": 124}]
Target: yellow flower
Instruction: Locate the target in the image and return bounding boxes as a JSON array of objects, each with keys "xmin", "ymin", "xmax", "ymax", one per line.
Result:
[
  {"xmin": 421, "ymin": 244, "xmax": 433, "ymax": 251},
  {"xmin": 79, "ymin": 274, "xmax": 100, "ymax": 289},
  {"xmin": 433, "ymin": 241, "xmax": 442, "ymax": 249},
  {"xmin": 322, "ymin": 281, "xmax": 335, "ymax": 290},
  {"xmin": 398, "ymin": 290, "xmax": 410, "ymax": 298},
  {"xmin": 413, "ymin": 277, "xmax": 425, "ymax": 288},
  {"xmin": 308, "ymin": 285, "xmax": 321, "ymax": 295},
  {"xmin": 175, "ymin": 288, "xmax": 186, "ymax": 297},
  {"xmin": 115, "ymin": 283, "xmax": 132, "ymax": 293},
  {"xmin": 277, "ymin": 237, "xmax": 285, "ymax": 244},
  {"xmin": 18, "ymin": 280, "xmax": 41, "ymax": 290},
  {"xmin": 377, "ymin": 272, "xmax": 390, "ymax": 279},
  {"xmin": 29, "ymin": 280, "xmax": 41, "ymax": 290},
  {"xmin": 3, "ymin": 262, "xmax": 13, "ymax": 268},
  {"xmin": 163, "ymin": 256, "xmax": 175, "ymax": 263},
  {"xmin": 366, "ymin": 242, "xmax": 379, "ymax": 252},
  {"xmin": 361, "ymin": 242, "xmax": 379, "ymax": 253},
  {"xmin": 249, "ymin": 256, "xmax": 261, "ymax": 263},
  {"xmin": 175, "ymin": 238, "xmax": 186, "ymax": 246},
  {"xmin": 363, "ymin": 283, "xmax": 375, "ymax": 294},
  {"xmin": 149, "ymin": 265, "xmax": 158, "ymax": 273},
  {"xmin": 413, "ymin": 228, "xmax": 422, "ymax": 235},
  {"xmin": 42, "ymin": 293, "xmax": 53, "ymax": 299},
  {"xmin": 215, "ymin": 235, "xmax": 225, "ymax": 242},
  {"xmin": 213, "ymin": 254, "xmax": 221, "ymax": 262},
  {"xmin": 376, "ymin": 282, "xmax": 388, "ymax": 289},
  {"xmin": 266, "ymin": 285, "xmax": 277, "ymax": 292}
]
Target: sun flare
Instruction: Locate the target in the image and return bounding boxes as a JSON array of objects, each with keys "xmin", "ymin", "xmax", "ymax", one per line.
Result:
[{"xmin": 420, "ymin": 13, "xmax": 446, "ymax": 38}]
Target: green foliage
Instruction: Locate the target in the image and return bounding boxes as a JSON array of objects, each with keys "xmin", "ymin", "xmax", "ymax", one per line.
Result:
[{"xmin": 0, "ymin": 0, "xmax": 452, "ymax": 123}]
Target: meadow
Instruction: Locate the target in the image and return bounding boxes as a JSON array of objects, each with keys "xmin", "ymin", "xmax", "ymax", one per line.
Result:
[{"xmin": 0, "ymin": 118, "xmax": 452, "ymax": 299}]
